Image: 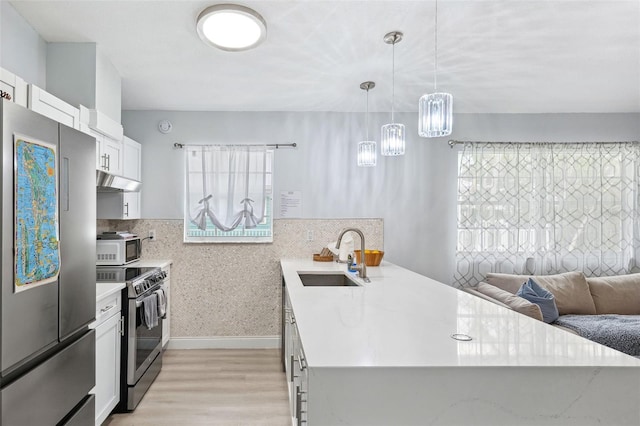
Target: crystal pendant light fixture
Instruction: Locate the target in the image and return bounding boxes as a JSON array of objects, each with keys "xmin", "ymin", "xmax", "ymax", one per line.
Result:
[
  {"xmin": 357, "ymin": 81, "xmax": 377, "ymax": 167},
  {"xmin": 381, "ymin": 31, "xmax": 405, "ymax": 156},
  {"xmin": 418, "ymin": 0, "xmax": 453, "ymax": 138}
]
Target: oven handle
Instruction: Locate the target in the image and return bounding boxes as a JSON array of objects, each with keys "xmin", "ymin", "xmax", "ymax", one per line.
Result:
[{"xmin": 135, "ymin": 284, "xmax": 166, "ymax": 307}]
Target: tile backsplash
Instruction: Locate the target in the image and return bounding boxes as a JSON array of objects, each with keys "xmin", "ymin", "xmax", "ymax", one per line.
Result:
[{"xmin": 98, "ymin": 218, "xmax": 383, "ymax": 337}]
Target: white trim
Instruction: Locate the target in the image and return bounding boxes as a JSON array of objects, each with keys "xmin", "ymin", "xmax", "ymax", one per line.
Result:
[{"xmin": 166, "ymin": 336, "xmax": 280, "ymax": 350}]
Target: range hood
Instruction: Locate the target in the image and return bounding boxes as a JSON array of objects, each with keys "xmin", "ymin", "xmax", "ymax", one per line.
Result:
[{"xmin": 96, "ymin": 170, "xmax": 141, "ymax": 192}]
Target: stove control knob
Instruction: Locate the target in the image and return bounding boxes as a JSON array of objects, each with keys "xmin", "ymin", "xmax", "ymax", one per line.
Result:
[{"xmin": 135, "ymin": 284, "xmax": 141, "ymax": 294}]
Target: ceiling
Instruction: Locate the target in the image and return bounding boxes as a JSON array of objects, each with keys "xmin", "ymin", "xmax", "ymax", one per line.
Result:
[{"xmin": 9, "ymin": 0, "xmax": 640, "ymax": 113}]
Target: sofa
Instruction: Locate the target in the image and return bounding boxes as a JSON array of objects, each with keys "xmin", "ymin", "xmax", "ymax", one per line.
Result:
[{"xmin": 464, "ymin": 271, "xmax": 640, "ymax": 358}]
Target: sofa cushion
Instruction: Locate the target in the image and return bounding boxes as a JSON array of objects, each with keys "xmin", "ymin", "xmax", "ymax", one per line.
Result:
[
  {"xmin": 485, "ymin": 271, "xmax": 596, "ymax": 315},
  {"xmin": 516, "ymin": 278, "xmax": 559, "ymax": 323},
  {"xmin": 474, "ymin": 282, "xmax": 543, "ymax": 321},
  {"xmin": 484, "ymin": 273, "xmax": 528, "ymax": 294},
  {"xmin": 587, "ymin": 274, "xmax": 640, "ymax": 315}
]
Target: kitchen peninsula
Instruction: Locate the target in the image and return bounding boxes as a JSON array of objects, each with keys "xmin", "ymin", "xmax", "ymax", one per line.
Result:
[{"xmin": 281, "ymin": 259, "xmax": 640, "ymax": 426}]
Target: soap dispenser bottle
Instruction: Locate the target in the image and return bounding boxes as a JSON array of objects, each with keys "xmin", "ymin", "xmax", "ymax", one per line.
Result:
[{"xmin": 348, "ymin": 254, "xmax": 358, "ymax": 273}]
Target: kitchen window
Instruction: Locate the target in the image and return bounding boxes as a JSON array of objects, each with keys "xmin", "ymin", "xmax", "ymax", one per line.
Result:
[{"xmin": 184, "ymin": 145, "xmax": 273, "ymax": 243}]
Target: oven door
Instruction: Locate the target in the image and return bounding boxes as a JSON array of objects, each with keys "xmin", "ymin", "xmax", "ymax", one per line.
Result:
[{"xmin": 127, "ymin": 286, "xmax": 163, "ymax": 384}]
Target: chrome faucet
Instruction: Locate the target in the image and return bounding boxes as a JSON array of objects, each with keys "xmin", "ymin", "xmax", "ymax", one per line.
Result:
[{"xmin": 336, "ymin": 228, "xmax": 370, "ymax": 283}]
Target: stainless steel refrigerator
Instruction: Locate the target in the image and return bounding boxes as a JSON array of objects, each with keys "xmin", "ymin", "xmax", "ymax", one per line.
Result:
[{"xmin": 0, "ymin": 100, "xmax": 96, "ymax": 425}]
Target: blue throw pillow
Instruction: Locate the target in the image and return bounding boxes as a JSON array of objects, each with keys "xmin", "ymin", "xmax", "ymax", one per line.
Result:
[{"xmin": 516, "ymin": 278, "xmax": 559, "ymax": 323}]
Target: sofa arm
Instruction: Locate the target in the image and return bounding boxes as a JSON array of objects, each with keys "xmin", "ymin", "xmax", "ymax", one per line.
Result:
[
  {"xmin": 464, "ymin": 283, "xmax": 544, "ymax": 321},
  {"xmin": 464, "ymin": 287, "xmax": 513, "ymax": 310}
]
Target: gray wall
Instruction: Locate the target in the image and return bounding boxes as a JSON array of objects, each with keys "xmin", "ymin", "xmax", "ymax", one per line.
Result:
[
  {"xmin": 122, "ymin": 110, "xmax": 640, "ymax": 284},
  {"xmin": 0, "ymin": 1, "xmax": 47, "ymax": 87},
  {"xmin": 46, "ymin": 43, "xmax": 122, "ymax": 122}
]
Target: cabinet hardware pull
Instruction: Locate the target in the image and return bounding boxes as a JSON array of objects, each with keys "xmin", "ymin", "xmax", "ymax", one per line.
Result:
[
  {"xmin": 106, "ymin": 153, "xmax": 110, "ymax": 170},
  {"xmin": 289, "ymin": 355, "xmax": 295, "ymax": 382},
  {"xmin": 119, "ymin": 316, "xmax": 125, "ymax": 336},
  {"xmin": 100, "ymin": 304, "xmax": 114, "ymax": 313},
  {"xmin": 124, "ymin": 202, "xmax": 129, "ymax": 217},
  {"xmin": 296, "ymin": 355, "xmax": 306, "ymax": 371}
]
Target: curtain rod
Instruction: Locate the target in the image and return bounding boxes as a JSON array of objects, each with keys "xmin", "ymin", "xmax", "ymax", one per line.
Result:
[
  {"xmin": 448, "ymin": 140, "xmax": 640, "ymax": 148},
  {"xmin": 173, "ymin": 142, "xmax": 297, "ymax": 149}
]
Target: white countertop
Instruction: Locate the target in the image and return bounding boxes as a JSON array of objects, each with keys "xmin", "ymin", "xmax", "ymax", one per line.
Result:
[
  {"xmin": 281, "ymin": 259, "xmax": 640, "ymax": 369},
  {"xmin": 96, "ymin": 282, "xmax": 125, "ymax": 302}
]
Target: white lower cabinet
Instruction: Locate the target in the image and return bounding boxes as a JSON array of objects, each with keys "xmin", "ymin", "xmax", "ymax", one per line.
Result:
[
  {"xmin": 161, "ymin": 265, "xmax": 171, "ymax": 348},
  {"xmin": 282, "ymin": 284, "xmax": 308, "ymax": 426},
  {"xmin": 97, "ymin": 191, "xmax": 140, "ymax": 220},
  {"xmin": 92, "ymin": 291, "xmax": 123, "ymax": 426}
]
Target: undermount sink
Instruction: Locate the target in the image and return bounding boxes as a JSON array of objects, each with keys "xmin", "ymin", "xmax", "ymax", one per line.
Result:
[{"xmin": 298, "ymin": 272, "xmax": 360, "ymax": 287}]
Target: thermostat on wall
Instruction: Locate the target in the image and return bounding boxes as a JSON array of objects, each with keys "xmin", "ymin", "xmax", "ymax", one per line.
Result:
[{"xmin": 158, "ymin": 119, "xmax": 173, "ymax": 134}]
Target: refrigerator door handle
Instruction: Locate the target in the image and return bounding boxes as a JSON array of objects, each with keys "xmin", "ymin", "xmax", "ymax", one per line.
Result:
[{"xmin": 61, "ymin": 157, "xmax": 70, "ymax": 211}]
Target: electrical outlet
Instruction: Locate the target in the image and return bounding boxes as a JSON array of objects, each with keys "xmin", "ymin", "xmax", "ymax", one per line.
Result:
[
  {"xmin": 149, "ymin": 229, "xmax": 156, "ymax": 241},
  {"xmin": 306, "ymin": 230, "xmax": 314, "ymax": 241}
]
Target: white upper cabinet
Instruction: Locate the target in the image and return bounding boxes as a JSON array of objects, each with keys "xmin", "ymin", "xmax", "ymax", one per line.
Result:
[
  {"xmin": 122, "ymin": 136, "xmax": 141, "ymax": 181},
  {"xmin": 27, "ymin": 84, "xmax": 80, "ymax": 130},
  {"xmin": 0, "ymin": 67, "xmax": 28, "ymax": 107},
  {"xmin": 97, "ymin": 191, "xmax": 140, "ymax": 220},
  {"xmin": 97, "ymin": 135, "xmax": 124, "ymax": 176}
]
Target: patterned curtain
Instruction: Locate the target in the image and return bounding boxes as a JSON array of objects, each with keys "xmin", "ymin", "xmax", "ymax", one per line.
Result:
[{"xmin": 453, "ymin": 142, "xmax": 640, "ymax": 288}]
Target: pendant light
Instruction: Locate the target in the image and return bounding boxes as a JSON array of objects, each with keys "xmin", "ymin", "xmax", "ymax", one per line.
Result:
[
  {"xmin": 357, "ymin": 82, "xmax": 377, "ymax": 167},
  {"xmin": 381, "ymin": 31, "xmax": 405, "ymax": 156},
  {"xmin": 418, "ymin": 0, "xmax": 453, "ymax": 137}
]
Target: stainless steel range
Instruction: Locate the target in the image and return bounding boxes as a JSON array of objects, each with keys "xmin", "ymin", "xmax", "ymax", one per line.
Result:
[{"xmin": 97, "ymin": 266, "xmax": 167, "ymax": 411}]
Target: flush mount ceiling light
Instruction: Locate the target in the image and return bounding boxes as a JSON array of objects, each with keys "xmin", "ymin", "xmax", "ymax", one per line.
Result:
[
  {"xmin": 196, "ymin": 4, "xmax": 267, "ymax": 51},
  {"xmin": 418, "ymin": 0, "xmax": 453, "ymax": 137},
  {"xmin": 381, "ymin": 31, "xmax": 405, "ymax": 156},
  {"xmin": 357, "ymin": 81, "xmax": 377, "ymax": 167}
]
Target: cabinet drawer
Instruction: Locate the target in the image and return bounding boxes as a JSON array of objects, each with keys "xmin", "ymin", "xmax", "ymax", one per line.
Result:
[{"xmin": 96, "ymin": 292, "xmax": 121, "ymax": 325}]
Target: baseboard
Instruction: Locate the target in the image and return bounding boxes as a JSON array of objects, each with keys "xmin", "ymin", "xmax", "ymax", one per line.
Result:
[{"xmin": 166, "ymin": 336, "xmax": 280, "ymax": 350}]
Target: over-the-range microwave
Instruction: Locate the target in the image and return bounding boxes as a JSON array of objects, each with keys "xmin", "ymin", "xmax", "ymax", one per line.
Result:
[{"xmin": 96, "ymin": 231, "xmax": 141, "ymax": 265}]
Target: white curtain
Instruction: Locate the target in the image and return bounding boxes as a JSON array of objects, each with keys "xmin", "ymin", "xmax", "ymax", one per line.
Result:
[
  {"xmin": 453, "ymin": 142, "xmax": 640, "ymax": 288},
  {"xmin": 186, "ymin": 145, "xmax": 268, "ymax": 232}
]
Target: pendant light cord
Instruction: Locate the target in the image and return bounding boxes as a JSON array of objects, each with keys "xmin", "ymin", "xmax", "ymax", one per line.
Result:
[
  {"xmin": 391, "ymin": 40, "xmax": 396, "ymax": 123},
  {"xmin": 365, "ymin": 87, "xmax": 370, "ymax": 141},
  {"xmin": 434, "ymin": 0, "xmax": 438, "ymax": 91}
]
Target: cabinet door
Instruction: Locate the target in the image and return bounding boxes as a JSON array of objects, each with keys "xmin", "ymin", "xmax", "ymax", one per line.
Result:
[
  {"xmin": 28, "ymin": 84, "xmax": 80, "ymax": 130},
  {"xmin": 161, "ymin": 266, "xmax": 171, "ymax": 348},
  {"xmin": 94, "ymin": 313, "xmax": 121, "ymax": 426},
  {"xmin": 122, "ymin": 192, "xmax": 140, "ymax": 219},
  {"xmin": 122, "ymin": 136, "xmax": 142, "ymax": 181},
  {"xmin": 291, "ymin": 320, "xmax": 309, "ymax": 426},
  {"xmin": 97, "ymin": 192, "xmax": 140, "ymax": 220},
  {"xmin": 0, "ymin": 67, "xmax": 28, "ymax": 107},
  {"xmin": 95, "ymin": 136, "xmax": 104, "ymax": 171},
  {"xmin": 101, "ymin": 137, "xmax": 123, "ymax": 176}
]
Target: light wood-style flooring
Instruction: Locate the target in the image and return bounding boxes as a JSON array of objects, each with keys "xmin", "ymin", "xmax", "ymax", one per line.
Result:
[{"xmin": 104, "ymin": 349, "xmax": 291, "ymax": 426}]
